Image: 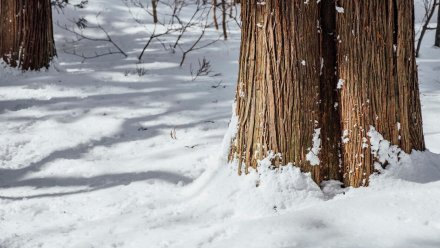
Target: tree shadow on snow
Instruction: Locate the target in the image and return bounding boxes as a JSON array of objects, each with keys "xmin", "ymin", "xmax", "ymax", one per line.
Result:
[
  {"xmin": 390, "ymin": 150, "xmax": 440, "ymax": 184},
  {"xmin": 0, "ymin": 69, "xmax": 232, "ymax": 202},
  {"xmin": 0, "ymin": 3, "xmax": 238, "ymax": 202},
  {"xmin": 0, "ymin": 170, "xmax": 192, "ymax": 200}
]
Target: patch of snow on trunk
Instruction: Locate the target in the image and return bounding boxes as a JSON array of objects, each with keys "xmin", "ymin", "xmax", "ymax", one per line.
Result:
[{"xmin": 306, "ymin": 128, "xmax": 321, "ymax": 166}]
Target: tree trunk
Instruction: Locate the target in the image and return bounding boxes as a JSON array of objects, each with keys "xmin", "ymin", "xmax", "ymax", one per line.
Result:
[
  {"xmin": 221, "ymin": 0, "xmax": 228, "ymax": 39},
  {"xmin": 435, "ymin": 3, "xmax": 440, "ymax": 47},
  {"xmin": 336, "ymin": 0, "xmax": 425, "ymax": 187},
  {"xmin": 230, "ymin": 0, "xmax": 332, "ymax": 183},
  {"xmin": 213, "ymin": 0, "xmax": 219, "ymax": 30},
  {"xmin": 152, "ymin": 0, "xmax": 158, "ymax": 24},
  {"xmin": 231, "ymin": 0, "xmax": 425, "ymax": 188},
  {"xmin": 0, "ymin": 0, "xmax": 56, "ymax": 70}
]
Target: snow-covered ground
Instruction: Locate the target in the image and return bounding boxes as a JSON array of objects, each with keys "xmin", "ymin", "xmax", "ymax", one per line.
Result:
[{"xmin": 1, "ymin": 1, "xmax": 440, "ymax": 247}]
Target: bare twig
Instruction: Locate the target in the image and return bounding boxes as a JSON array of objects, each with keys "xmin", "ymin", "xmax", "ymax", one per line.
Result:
[
  {"xmin": 179, "ymin": 32, "xmax": 221, "ymax": 66},
  {"xmin": 416, "ymin": 0, "xmax": 439, "ymax": 57},
  {"xmin": 138, "ymin": 24, "xmax": 181, "ymax": 60},
  {"xmin": 57, "ymin": 14, "xmax": 127, "ymax": 61}
]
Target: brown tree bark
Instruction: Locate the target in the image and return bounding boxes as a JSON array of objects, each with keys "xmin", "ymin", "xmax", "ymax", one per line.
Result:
[
  {"xmin": 0, "ymin": 0, "xmax": 55, "ymax": 70},
  {"xmin": 336, "ymin": 0, "xmax": 425, "ymax": 187},
  {"xmin": 231, "ymin": 0, "xmax": 425, "ymax": 188},
  {"xmin": 230, "ymin": 0, "xmax": 333, "ymax": 183}
]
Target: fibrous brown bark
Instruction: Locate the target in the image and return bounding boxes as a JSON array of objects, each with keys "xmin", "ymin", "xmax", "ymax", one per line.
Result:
[
  {"xmin": 336, "ymin": 0, "xmax": 425, "ymax": 187},
  {"xmin": 0, "ymin": 0, "xmax": 55, "ymax": 70},
  {"xmin": 230, "ymin": 0, "xmax": 425, "ymax": 188},
  {"xmin": 231, "ymin": 0, "xmax": 330, "ymax": 183}
]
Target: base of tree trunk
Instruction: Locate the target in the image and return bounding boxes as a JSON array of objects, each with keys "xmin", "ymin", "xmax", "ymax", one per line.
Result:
[
  {"xmin": 230, "ymin": 0, "xmax": 425, "ymax": 188},
  {"xmin": 0, "ymin": 0, "xmax": 56, "ymax": 70}
]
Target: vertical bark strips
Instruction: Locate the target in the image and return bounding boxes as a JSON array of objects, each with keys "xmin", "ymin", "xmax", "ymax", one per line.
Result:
[
  {"xmin": 0, "ymin": 0, "xmax": 55, "ymax": 70},
  {"xmin": 232, "ymin": 0, "xmax": 326, "ymax": 182},
  {"xmin": 336, "ymin": 0, "xmax": 425, "ymax": 187},
  {"xmin": 231, "ymin": 0, "xmax": 425, "ymax": 188}
]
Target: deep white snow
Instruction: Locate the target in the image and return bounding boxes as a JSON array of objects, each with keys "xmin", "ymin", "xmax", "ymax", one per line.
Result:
[{"xmin": 1, "ymin": 1, "xmax": 440, "ymax": 247}]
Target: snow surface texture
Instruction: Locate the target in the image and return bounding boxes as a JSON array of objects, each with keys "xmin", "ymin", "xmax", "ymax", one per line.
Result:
[{"xmin": 1, "ymin": 0, "xmax": 440, "ymax": 247}]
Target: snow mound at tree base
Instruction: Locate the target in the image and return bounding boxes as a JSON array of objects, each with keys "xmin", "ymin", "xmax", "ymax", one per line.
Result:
[
  {"xmin": 187, "ymin": 110, "xmax": 440, "ymax": 223},
  {"xmin": 178, "ymin": 111, "xmax": 440, "ymax": 247},
  {"xmin": 183, "ymin": 108, "xmax": 323, "ymax": 218},
  {"xmin": 181, "ymin": 142, "xmax": 440, "ymax": 248},
  {"xmin": 183, "ymin": 133, "xmax": 440, "ymax": 247},
  {"xmin": 381, "ymin": 150, "xmax": 440, "ymax": 184},
  {"xmin": 186, "ymin": 158, "xmax": 324, "ymax": 219}
]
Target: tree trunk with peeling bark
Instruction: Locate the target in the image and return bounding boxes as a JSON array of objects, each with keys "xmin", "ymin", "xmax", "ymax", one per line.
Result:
[
  {"xmin": 0, "ymin": 0, "xmax": 56, "ymax": 70},
  {"xmin": 230, "ymin": 0, "xmax": 337, "ymax": 184},
  {"xmin": 336, "ymin": 0, "xmax": 425, "ymax": 187},
  {"xmin": 230, "ymin": 0, "xmax": 425, "ymax": 188}
]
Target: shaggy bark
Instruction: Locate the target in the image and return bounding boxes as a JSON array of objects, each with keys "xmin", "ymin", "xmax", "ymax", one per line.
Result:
[
  {"xmin": 336, "ymin": 0, "xmax": 425, "ymax": 187},
  {"xmin": 231, "ymin": 0, "xmax": 425, "ymax": 188},
  {"xmin": 230, "ymin": 0, "xmax": 326, "ymax": 183},
  {"xmin": 0, "ymin": 0, "xmax": 56, "ymax": 70}
]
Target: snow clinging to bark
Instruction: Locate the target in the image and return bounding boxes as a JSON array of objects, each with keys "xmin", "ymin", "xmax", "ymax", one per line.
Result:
[
  {"xmin": 336, "ymin": 6, "xmax": 344, "ymax": 13},
  {"xmin": 337, "ymin": 79, "xmax": 345, "ymax": 89},
  {"xmin": 367, "ymin": 126, "xmax": 407, "ymax": 170},
  {"xmin": 306, "ymin": 128, "xmax": 321, "ymax": 166}
]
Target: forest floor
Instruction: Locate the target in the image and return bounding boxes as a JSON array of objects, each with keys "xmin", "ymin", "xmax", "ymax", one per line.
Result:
[{"xmin": 1, "ymin": 1, "xmax": 440, "ymax": 247}]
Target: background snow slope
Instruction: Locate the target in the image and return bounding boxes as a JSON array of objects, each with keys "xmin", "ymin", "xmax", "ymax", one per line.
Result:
[{"xmin": 1, "ymin": 0, "xmax": 440, "ymax": 247}]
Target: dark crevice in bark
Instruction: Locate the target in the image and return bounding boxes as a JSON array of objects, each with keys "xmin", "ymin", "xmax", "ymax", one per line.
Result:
[{"xmin": 319, "ymin": 0, "xmax": 342, "ymax": 181}]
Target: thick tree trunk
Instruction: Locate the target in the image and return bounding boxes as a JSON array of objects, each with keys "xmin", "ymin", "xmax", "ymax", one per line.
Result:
[
  {"xmin": 336, "ymin": 0, "xmax": 425, "ymax": 187},
  {"xmin": 230, "ymin": 0, "xmax": 335, "ymax": 183},
  {"xmin": 0, "ymin": 0, "xmax": 55, "ymax": 70}
]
